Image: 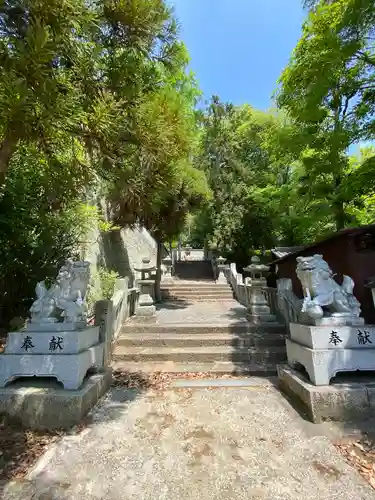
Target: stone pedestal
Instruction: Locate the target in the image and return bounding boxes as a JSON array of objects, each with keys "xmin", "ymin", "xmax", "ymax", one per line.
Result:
[
  {"xmin": 216, "ymin": 256, "xmax": 227, "ymax": 284},
  {"xmin": 5, "ymin": 326, "xmax": 100, "ymax": 354},
  {"xmin": 135, "ymin": 280, "xmax": 156, "ymax": 317},
  {"xmin": 0, "ymin": 342, "xmax": 104, "ymax": 390},
  {"xmin": 0, "ymin": 325, "xmax": 104, "ymax": 390},
  {"xmin": 162, "ymin": 256, "xmax": 173, "ymax": 282},
  {"xmin": 286, "ymin": 323, "xmax": 375, "ymax": 385},
  {"xmin": 0, "ymin": 370, "xmax": 112, "ymax": 429},
  {"xmin": 244, "ymin": 256, "xmax": 276, "ymax": 323},
  {"xmin": 278, "ymin": 365, "xmax": 375, "ymax": 423},
  {"xmin": 134, "ymin": 258, "xmax": 156, "ymax": 318}
]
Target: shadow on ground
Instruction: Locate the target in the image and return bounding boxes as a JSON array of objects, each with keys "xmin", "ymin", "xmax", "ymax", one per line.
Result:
[
  {"xmin": 0, "ymin": 412, "xmax": 62, "ymax": 496},
  {"xmin": 156, "ymin": 298, "xmax": 191, "ymax": 311},
  {"xmin": 84, "ymin": 369, "xmax": 170, "ymax": 425},
  {"xmin": 0, "ymin": 370, "xmax": 162, "ymax": 499},
  {"xmin": 223, "ymin": 303, "xmax": 288, "ymax": 376}
]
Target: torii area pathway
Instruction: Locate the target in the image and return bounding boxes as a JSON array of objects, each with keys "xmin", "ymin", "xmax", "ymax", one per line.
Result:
[{"xmin": 2, "ymin": 378, "xmax": 374, "ymax": 499}]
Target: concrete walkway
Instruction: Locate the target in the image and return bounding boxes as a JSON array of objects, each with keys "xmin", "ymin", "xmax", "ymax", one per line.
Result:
[
  {"xmin": 155, "ymin": 299, "xmax": 249, "ymax": 325},
  {"xmin": 3, "ymin": 381, "xmax": 374, "ymax": 499}
]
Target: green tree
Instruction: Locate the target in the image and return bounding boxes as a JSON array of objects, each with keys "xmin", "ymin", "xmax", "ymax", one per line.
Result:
[
  {"xmin": 100, "ymin": 3, "xmax": 210, "ymax": 300},
  {"xmin": 0, "ymin": 0, "xmax": 206, "ymax": 322},
  {"xmin": 277, "ymin": 0, "xmax": 375, "ymax": 230},
  {"xmin": 0, "ymin": 0, "xmax": 96, "ymax": 181},
  {"xmin": 0, "ymin": 0, "xmax": 185, "ymax": 184},
  {"xmin": 0, "ymin": 141, "xmax": 95, "ymax": 326},
  {"xmin": 193, "ymin": 97, "xmax": 299, "ymax": 266}
]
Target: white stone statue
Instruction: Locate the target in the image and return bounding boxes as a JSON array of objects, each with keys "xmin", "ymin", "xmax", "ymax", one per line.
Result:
[
  {"xmin": 55, "ymin": 259, "xmax": 90, "ymax": 324},
  {"xmin": 29, "ymin": 281, "xmax": 58, "ymax": 324},
  {"xmin": 29, "ymin": 259, "xmax": 91, "ymax": 326},
  {"xmin": 296, "ymin": 254, "xmax": 361, "ymax": 320}
]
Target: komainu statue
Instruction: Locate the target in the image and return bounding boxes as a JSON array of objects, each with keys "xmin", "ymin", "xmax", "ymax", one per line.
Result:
[
  {"xmin": 296, "ymin": 254, "xmax": 361, "ymax": 320},
  {"xmin": 29, "ymin": 259, "xmax": 91, "ymax": 326}
]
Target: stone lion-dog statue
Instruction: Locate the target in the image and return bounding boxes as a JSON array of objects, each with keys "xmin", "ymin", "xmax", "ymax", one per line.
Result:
[{"xmin": 296, "ymin": 254, "xmax": 361, "ymax": 320}]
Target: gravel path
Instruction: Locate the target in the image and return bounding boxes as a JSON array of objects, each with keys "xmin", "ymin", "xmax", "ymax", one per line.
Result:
[{"xmin": 2, "ymin": 382, "xmax": 374, "ymax": 499}]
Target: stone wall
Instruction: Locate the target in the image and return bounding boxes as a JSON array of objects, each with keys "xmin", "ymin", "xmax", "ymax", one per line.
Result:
[{"xmin": 83, "ymin": 223, "xmax": 163, "ymax": 288}]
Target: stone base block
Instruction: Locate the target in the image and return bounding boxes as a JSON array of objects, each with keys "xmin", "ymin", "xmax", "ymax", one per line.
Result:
[
  {"xmin": 277, "ymin": 365, "xmax": 375, "ymax": 423},
  {"xmin": 162, "ymin": 276, "xmax": 174, "ymax": 283},
  {"xmin": 286, "ymin": 339, "xmax": 375, "ymax": 385},
  {"xmin": 290, "ymin": 323, "xmax": 375, "ymax": 349},
  {"xmin": 0, "ymin": 343, "xmax": 104, "ymax": 390},
  {"xmin": 216, "ymin": 276, "xmax": 227, "ymax": 284},
  {"xmin": 135, "ymin": 305, "xmax": 156, "ymax": 318},
  {"xmin": 5, "ymin": 326, "xmax": 100, "ymax": 354},
  {"xmin": 0, "ymin": 370, "xmax": 112, "ymax": 430},
  {"xmin": 246, "ymin": 313, "xmax": 276, "ymax": 324},
  {"xmin": 303, "ymin": 316, "xmax": 365, "ymax": 327}
]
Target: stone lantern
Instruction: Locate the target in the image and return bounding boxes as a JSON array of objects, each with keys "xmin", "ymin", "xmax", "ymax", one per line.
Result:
[
  {"xmin": 162, "ymin": 255, "xmax": 173, "ymax": 282},
  {"xmin": 244, "ymin": 256, "xmax": 275, "ymax": 324},
  {"xmin": 184, "ymin": 246, "xmax": 192, "ymax": 261},
  {"xmin": 216, "ymin": 256, "xmax": 227, "ymax": 284},
  {"xmin": 134, "ymin": 258, "xmax": 156, "ymax": 318}
]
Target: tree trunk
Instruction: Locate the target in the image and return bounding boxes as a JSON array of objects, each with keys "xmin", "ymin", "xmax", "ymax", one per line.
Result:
[
  {"xmin": 155, "ymin": 238, "xmax": 163, "ymax": 303},
  {"xmin": 169, "ymin": 240, "xmax": 173, "ymax": 276},
  {"xmin": 333, "ymin": 174, "xmax": 345, "ymax": 231},
  {"xmin": 0, "ymin": 133, "xmax": 18, "ymax": 184},
  {"xmin": 334, "ymin": 200, "xmax": 345, "ymax": 231}
]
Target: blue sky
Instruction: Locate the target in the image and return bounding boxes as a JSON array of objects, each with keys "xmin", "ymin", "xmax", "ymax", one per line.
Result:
[{"xmin": 169, "ymin": 0, "xmax": 306, "ymax": 111}]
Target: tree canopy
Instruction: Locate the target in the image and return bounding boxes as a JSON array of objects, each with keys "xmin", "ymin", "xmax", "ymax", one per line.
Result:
[{"xmin": 0, "ymin": 0, "xmax": 209, "ymax": 323}]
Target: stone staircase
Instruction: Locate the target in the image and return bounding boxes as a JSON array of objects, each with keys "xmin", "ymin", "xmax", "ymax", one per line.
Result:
[
  {"xmin": 161, "ymin": 281, "xmax": 234, "ymax": 302},
  {"xmin": 112, "ymin": 275, "xmax": 287, "ymax": 373},
  {"xmin": 113, "ymin": 321, "xmax": 287, "ymax": 374},
  {"xmin": 173, "ymin": 261, "xmax": 214, "ymax": 281},
  {"xmin": 112, "ymin": 259, "xmax": 287, "ymax": 374}
]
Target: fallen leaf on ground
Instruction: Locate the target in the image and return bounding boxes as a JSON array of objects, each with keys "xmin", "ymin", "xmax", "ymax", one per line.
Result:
[
  {"xmin": 111, "ymin": 369, "xmax": 249, "ymax": 391},
  {"xmin": 0, "ymin": 414, "xmax": 63, "ymax": 482},
  {"xmin": 335, "ymin": 436, "xmax": 375, "ymax": 490}
]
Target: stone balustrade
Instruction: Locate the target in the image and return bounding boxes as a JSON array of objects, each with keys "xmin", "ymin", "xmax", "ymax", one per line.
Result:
[{"xmin": 225, "ymin": 258, "xmax": 279, "ymax": 319}]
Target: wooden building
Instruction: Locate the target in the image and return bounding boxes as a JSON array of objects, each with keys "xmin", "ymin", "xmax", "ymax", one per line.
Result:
[{"xmin": 271, "ymin": 225, "xmax": 375, "ymax": 324}]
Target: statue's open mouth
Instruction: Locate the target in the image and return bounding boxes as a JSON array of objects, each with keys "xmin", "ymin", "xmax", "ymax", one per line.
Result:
[{"xmin": 300, "ymin": 265, "xmax": 314, "ymax": 271}]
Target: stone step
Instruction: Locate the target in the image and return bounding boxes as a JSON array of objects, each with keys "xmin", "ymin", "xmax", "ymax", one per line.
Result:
[
  {"xmin": 159, "ymin": 295, "xmax": 238, "ymax": 305},
  {"xmin": 112, "ymin": 360, "xmax": 279, "ymax": 375},
  {"xmin": 161, "ymin": 292, "xmax": 232, "ymax": 296},
  {"xmin": 161, "ymin": 288, "xmax": 233, "ymax": 298},
  {"xmin": 161, "ymin": 283, "xmax": 229, "ymax": 289},
  {"xmin": 112, "ymin": 345, "xmax": 286, "ymax": 363},
  {"xmin": 162, "ymin": 297, "xmax": 234, "ymax": 303},
  {"xmin": 120, "ymin": 323, "xmax": 286, "ymax": 335},
  {"xmin": 117, "ymin": 332, "xmax": 286, "ymax": 348}
]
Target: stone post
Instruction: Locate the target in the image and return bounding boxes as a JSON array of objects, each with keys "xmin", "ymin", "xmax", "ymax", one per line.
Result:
[
  {"xmin": 216, "ymin": 256, "xmax": 227, "ymax": 284},
  {"xmin": 94, "ymin": 299, "xmax": 113, "ymax": 368},
  {"xmin": 243, "ymin": 256, "xmax": 276, "ymax": 324},
  {"xmin": 134, "ymin": 258, "xmax": 156, "ymax": 319}
]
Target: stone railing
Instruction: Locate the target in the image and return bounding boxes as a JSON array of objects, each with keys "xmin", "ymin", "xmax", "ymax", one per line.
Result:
[
  {"xmin": 224, "ymin": 262, "xmax": 279, "ymax": 317},
  {"xmin": 95, "ymin": 277, "xmax": 140, "ymax": 366},
  {"xmin": 263, "ymin": 287, "xmax": 278, "ymax": 317},
  {"xmin": 126, "ymin": 286, "xmax": 140, "ymax": 318},
  {"xmin": 276, "ymin": 278, "xmax": 303, "ymax": 331}
]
